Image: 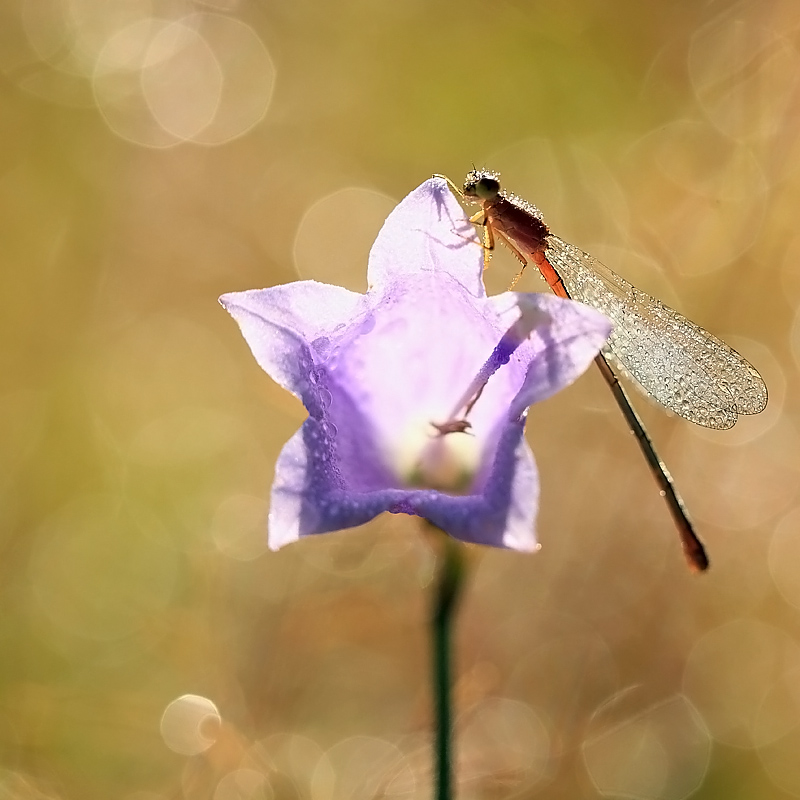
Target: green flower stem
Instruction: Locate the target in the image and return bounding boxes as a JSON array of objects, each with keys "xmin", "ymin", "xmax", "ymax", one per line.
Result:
[{"xmin": 430, "ymin": 529, "xmax": 466, "ymax": 800}]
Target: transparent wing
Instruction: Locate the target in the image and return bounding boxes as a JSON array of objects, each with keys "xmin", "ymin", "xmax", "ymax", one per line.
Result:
[{"xmin": 544, "ymin": 236, "xmax": 768, "ymax": 430}]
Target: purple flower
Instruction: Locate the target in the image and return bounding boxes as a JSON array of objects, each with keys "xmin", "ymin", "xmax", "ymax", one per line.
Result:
[{"xmin": 220, "ymin": 178, "xmax": 610, "ymax": 552}]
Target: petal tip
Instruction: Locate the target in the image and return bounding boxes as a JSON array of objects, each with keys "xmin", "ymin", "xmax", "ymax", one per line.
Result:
[{"xmin": 428, "ymin": 174, "xmax": 450, "ymax": 195}]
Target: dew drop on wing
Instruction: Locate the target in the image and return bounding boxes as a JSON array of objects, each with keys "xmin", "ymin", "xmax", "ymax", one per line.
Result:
[{"xmin": 544, "ymin": 235, "xmax": 765, "ymax": 428}]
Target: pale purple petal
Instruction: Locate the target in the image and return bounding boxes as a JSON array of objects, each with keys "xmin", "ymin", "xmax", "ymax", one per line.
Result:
[
  {"xmin": 367, "ymin": 177, "xmax": 485, "ymax": 298},
  {"xmin": 488, "ymin": 292, "xmax": 612, "ymax": 420},
  {"xmin": 267, "ymin": 413, "xmax": 538, "ymax": 551},
  {"xmin": 268, "ymin": 427, "xmax": 306, "ymax": 549},
  {"xmin": 328, "ymin": 273, "xmax": 520, "ymax": 475},
  {"xmin": 498, "ymin": 431, "xmax": 539, "ymax": 551},
  {"xmin": 219, "ymin": 281, "xmax": 370, "ymax": 397}
]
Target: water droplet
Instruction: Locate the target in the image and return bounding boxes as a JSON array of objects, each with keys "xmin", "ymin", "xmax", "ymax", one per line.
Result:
[
  {"xmin": 315, "ymin": 388, "xmax": 332, "ymax": 413},
  {"xmin": 312, "ymin": 336, "xmax": 331, "ymax": 357}
]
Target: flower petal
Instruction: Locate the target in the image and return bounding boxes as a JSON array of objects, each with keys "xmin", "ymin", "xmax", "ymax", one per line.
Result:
[
  {"xmin": 268, "ymin": 413, "xmax": 539, "ymax": 552},
  {"xmin": 329, "ymin": 273, "xmax": 519, "ymax": 475},
  {"xmin": 268, "ymin": 426, "xmax": 307, "ymax": 549},
  {"xmin": 367, "ymin": 177, "xmax": 485, "ymax": 298},
  {"xmin": 488, "ymin": 292, "xmax": 612, "ymax": 420},
  {"xmin": 498, "ymin": 430, "xmax": 539, "ymax": 551},
  {"xmin": 219, "ymin": 281, "xmax": 369, "ymax": 397}
]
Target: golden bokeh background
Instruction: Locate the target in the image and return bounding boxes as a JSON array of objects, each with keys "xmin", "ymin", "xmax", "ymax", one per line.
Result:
[{"xmin": 2, "ymin": 0, "xmax": 800, "ymax": 797}]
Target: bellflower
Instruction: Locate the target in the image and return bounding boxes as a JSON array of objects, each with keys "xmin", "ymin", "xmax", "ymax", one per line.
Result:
[{"xmin": 220, "ymin": 177, "xmax": 610, "ymax": 552}]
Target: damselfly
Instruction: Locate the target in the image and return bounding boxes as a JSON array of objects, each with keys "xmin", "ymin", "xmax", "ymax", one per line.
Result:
[{"xmin": 439, "ymin": 169, "xmax": 768, "ymax": 571}]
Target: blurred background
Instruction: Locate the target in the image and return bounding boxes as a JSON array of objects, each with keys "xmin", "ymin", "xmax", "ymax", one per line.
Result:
[{"xmin": 1, "ymin": 0, "xmax": 799, "ymax": 797}]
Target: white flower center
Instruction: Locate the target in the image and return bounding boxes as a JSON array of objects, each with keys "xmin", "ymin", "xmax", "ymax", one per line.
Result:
[{"xmin": 396, "ymin": 416, "xmax": 481, "ymax": 493}]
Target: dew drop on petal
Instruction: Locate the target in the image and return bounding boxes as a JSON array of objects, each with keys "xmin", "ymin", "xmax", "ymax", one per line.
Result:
[
  {"xmin": 312, "ymin": 336, "xmax": 332, "ymax": 358},
  {"xmin": 316, "ymin": 387, "xmax": 333, "ymax": 411}
]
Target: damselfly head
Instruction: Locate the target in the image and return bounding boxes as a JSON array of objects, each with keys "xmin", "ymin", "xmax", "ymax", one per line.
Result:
[{"xmin": 463, "ymin": 170, "xmax": 501, "ymax": 202}]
